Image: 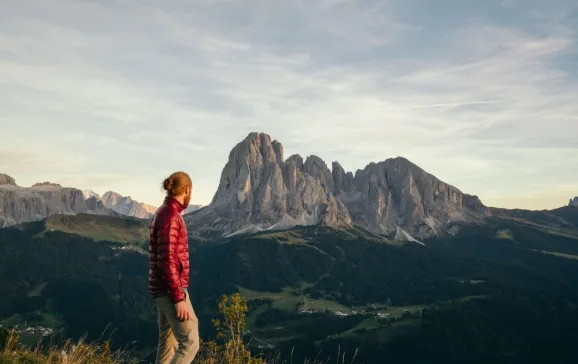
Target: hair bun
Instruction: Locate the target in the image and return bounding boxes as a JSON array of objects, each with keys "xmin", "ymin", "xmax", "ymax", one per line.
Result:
[
  {"xmin": 163, "ymin": 177, "xmax": 174, "ymax": 191},
  {"xmin": 162, "ymin": 171, "xmax": 192, "ymax": 196}
]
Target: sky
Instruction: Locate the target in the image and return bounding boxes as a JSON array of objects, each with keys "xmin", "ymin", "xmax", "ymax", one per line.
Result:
[{"xmin": 0, "ymin": 0, "xmax": 577, "ymax": 210}]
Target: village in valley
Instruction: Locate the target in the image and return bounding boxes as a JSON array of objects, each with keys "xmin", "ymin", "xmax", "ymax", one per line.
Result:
[
  {"xmin": 0, "ymin": 323, "xmax": 54, "ymax": 337},
  {"xmin": 0, "ymin": 314, "xmax": 59, "ymax": 342}
]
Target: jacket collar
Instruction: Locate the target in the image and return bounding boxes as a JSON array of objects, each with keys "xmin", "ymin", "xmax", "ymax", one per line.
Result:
[{"xmin": 164, "ymin": 196, "xmax": 186, "ymax": 213}]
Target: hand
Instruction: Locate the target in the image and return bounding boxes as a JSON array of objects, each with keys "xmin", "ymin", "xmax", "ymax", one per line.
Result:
[{"xmin": 175, "ymin": 301, "xmax": 192, "ymax": 322}]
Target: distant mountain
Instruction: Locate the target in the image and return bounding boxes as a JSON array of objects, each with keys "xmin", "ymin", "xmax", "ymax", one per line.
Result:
[
  {"xmin": 0, "ymin": 173, "xmax": 16, "ymax": 185},
  {"xmin": 0, "ymin": 174, "xmax": 114, "ymax": 228},
  {"xmin": 570, "ymin": 197, "xmax": 578, "ymax": 207},
  {"xmin": 82, "ymin": 189, "xmax": 100, "ymax": 200},
  {"xmin": 183, "ymin": 204, "xmax": 203, "ymax": 215},
  {"xmin": 186, "ymin": 133, "xmax": 486, "ymax": 240},
  {"xmin": 99, "ymin": 191, "xmax": 157, "ymax": 219}
]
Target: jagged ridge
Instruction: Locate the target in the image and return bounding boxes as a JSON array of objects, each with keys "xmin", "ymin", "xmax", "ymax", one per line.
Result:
[
  {"xmin": 186, "ymin": 132, "xmax": 487, "ymax": 240},
  {"xmin": 0, "ymin": 174, "xmax": 115, "ymax": 228},
  {"xmin": 99, "ymin": 191, "xmax": 157, "ymax": 219},
  {"xmin": 185, "ymin": 133, "xmax": 351, "ymax": 238}
]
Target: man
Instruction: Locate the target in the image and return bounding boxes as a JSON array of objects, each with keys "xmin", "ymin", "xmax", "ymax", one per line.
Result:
[{"xmin": 149, "ymin": 171, "xmax": 199, "ymax": 364}]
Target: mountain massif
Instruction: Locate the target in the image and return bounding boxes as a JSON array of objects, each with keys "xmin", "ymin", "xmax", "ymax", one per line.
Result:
[
  {"xmin": 186, "ymin": 133, "xmax": 487, "ymax": 240},
  {"xmin": 0, "ymin": 175, "xmax": 191, "ymax": 226},
  {"xmin": 99, "ymin": 191, "xmax": 157, "ymax": 219},
  {"xmin": 0, "ymin": 174, "xmax": 113, "ymax": 228},
  {"xmin": 3, "ymin": 134, "xmax": 575, "ymax": 238}
]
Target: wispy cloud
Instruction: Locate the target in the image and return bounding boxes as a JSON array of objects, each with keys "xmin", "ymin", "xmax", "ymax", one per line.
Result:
[{"xmin": 0, "ymin": 0, "xmax": 576, "ymax": 209}]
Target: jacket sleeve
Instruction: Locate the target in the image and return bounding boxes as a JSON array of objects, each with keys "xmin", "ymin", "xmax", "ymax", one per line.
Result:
[{"xmin": 158, "ymin": 212, "xmax": 186, "ymax": 303}]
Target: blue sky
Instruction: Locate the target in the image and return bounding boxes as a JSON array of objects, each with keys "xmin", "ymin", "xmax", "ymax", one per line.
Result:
[{"xmin": 0, "ymin": 0, "xmax": 577, "ymax": 209}]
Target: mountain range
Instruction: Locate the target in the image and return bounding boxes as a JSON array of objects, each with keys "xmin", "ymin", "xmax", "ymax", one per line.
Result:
[
  {"xmin": 1, "ymin": 133, "xmax": 576, "ymax": 238},
  {"xmin": 0, "ymin": 174, "xmax": 115, "ymax": 228},
  {"xmin": 0, "ymin": 174, "xmax": 205, "ymax": 227},
  {"xmin": 98, "ymin": 191, "xmax": 157, "ymax": 219},
  {"xmin": 0, "ymin": 175, "xmax": 155, "ymax": 227},
  {"xmin": 185, "ymin": 133, "xmax": 491, "ymax": 240},
  {"xmin": 82, "ymin": 191, "xmax": 202, "ymax": 218}
]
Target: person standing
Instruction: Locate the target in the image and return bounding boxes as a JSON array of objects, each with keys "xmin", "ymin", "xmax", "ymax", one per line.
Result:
[{"xmin": 149, "ymin": 171, "xmax": 199, "ymax": 364}]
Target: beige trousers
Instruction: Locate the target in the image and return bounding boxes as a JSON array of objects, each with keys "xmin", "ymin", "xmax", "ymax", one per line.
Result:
[{"xmin": 154, "ymin": 290, "xmax": 200, "ymax": 364}]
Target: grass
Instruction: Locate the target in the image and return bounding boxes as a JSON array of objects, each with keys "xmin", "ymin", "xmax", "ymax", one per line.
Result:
[
  {"xmin": 494, "ymin": 216, "xmax": 578, "ymax": 241},
  {"xmin": 1, "ymin": 290, "xmax": 362, "ymax": 364},
  {"xmin": 1, "ymin": 340, "xmax": 360, "ymax": 364},
  {"xmin": 1, "ymin": 333, "xmax": 138, "ymax": 364},
  {"xmin": 27, "ymin": 283, "xmax": 48, "ymax": 298},
  {"xmin": 242, "ymin": 285, "xmax": 428, "ymax": 352},
  {"xmin": 468, "ymin": 280, "xmax": 486, "ymax": 285},
  {"xmin": 373, "ymin": 319, "xmax": 421, "ymax": 343},
  {"xmin": 238, "ymin": 287, "xmax": 297, "ymax": 301},
  {"xmin": 533, "ymin": 249, "xmax": 578, "ymax": 260},
  {"xmin": 238, "ymin": 287, "xmax": 350, "ymax": 313},
  {"xmin": 334, "ymin": 317, "xmax": 420, "ymax": 343},
  {"xmin": 334, "ymin": 318, "xmax": 380, "ymax": 339},
  {"xmin": 255, "ymin": 230, "xmax": 308, "ymax": 244},
  {"xmin": 240, "ymin": 285, "xmax": 428, "ymax": 347},
  {"xmin": 43, "ymin": 214, "xmax": 148, "ymax": 244},
  {"xmin": 246, "ymin": 303, "xmax": 270, "ymax": 328},
  {"xmin": 301, "ymin": 299, "xmax": 350, "ymax": 312},
  {"xmin": 455, "ymin": 295, "xmax": 488, "ymax": 303},
  {"xmin": 248, "ymin": 225, "xmax": 399, "ymax": 247},
  {"xmin": 376, "ymin": 304, "xmax": 424, "ymax": 317},
  {"xmin": 537, "ymin": 228, "xmax": 578, "ymax": 241},
  {"xmin": 495, "ymin": 229, "xmax": 515, "ymax": 241},
  {"xmin": 274, "ymin": 296, "xmax": 349, "ymax": 313}
]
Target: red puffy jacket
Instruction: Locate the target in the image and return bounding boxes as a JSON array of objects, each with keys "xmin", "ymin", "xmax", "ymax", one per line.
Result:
[{"xmin": 149, "ymin": 196, "xmax": 190, "ymax": 303}]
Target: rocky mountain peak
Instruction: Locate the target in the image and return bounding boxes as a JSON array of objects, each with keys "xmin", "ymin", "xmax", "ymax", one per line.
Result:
[
  {"xmin": 186, "ymin": 132, "xmax": 488, "ymax": 240},
  {"xmin": 570, "ymin": 197, "xmax": 578, "ymax": 207},
  {"xmin": 186, "ymin": 132, "xmax": 351, "ymax": 237},
  {"xmin": 303, "ymin": 155, "xmax": 334, "ymax": 191},
  {"xmin": 332, "ymin": 162, "xmax": 355, "ymax": 195},
  {"xmin": 340, "ymin": 156, "xmax": 487, "ymax": 239},
  {"xmin": 286, "ymin": 154, "xmax": 304, "ymax": 170},
  {"xmin": 101, "ymin": 191, "xmax": 122, "ymax": 201},
  {"xmin": 211, "ymin": 132, "xmax": 283, "ymax": 205},
  {"xmin": 0, "ymin": 174, "xmax": 16, "ymax": 186},
  {"xmin": 100, "ymin": 191, "xmax": 153, "ymax": 219},
  {"xmin": 83, "ymin": 190, "xmax": 100, "ymax": 200}
]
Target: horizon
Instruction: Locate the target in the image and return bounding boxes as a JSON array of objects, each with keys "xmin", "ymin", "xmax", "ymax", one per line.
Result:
[
  {"xmin": 1, "ymin": 0, "xmax": 577, "ymax": 210},
  {"xmin": 2, "ymin": 130, "xmax": 576, "ymax": 211}
]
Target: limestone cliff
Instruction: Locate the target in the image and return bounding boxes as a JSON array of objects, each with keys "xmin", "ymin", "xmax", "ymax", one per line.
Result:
[
  {"xmin": 185, "ymin": 133, "xmax": 351, "ymax": 237},
  {"xmin": 0, "ymin": 175, "xmax": 114, "ymax": 228}
]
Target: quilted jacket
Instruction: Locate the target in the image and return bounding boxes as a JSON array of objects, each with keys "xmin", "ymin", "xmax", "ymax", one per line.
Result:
[{"xmin": 148, "ymin": 196, "xmax": 189, "ymax": 303}]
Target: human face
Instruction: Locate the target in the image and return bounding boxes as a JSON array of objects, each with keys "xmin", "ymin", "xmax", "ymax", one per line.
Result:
[{"xmin": 183, "ymin": 185, "xmax": 192, "ymax": 208}]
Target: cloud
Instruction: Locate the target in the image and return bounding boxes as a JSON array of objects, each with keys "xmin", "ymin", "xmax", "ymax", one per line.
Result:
[{"xmin": 0, "ymin": 0, "xmax": 576, "ymax": 209}]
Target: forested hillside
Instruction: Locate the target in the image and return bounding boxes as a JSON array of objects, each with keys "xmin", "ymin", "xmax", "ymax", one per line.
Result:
[{"xmin": 1, "ymin": 212, "xmax": 578, "ymax": 363}]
